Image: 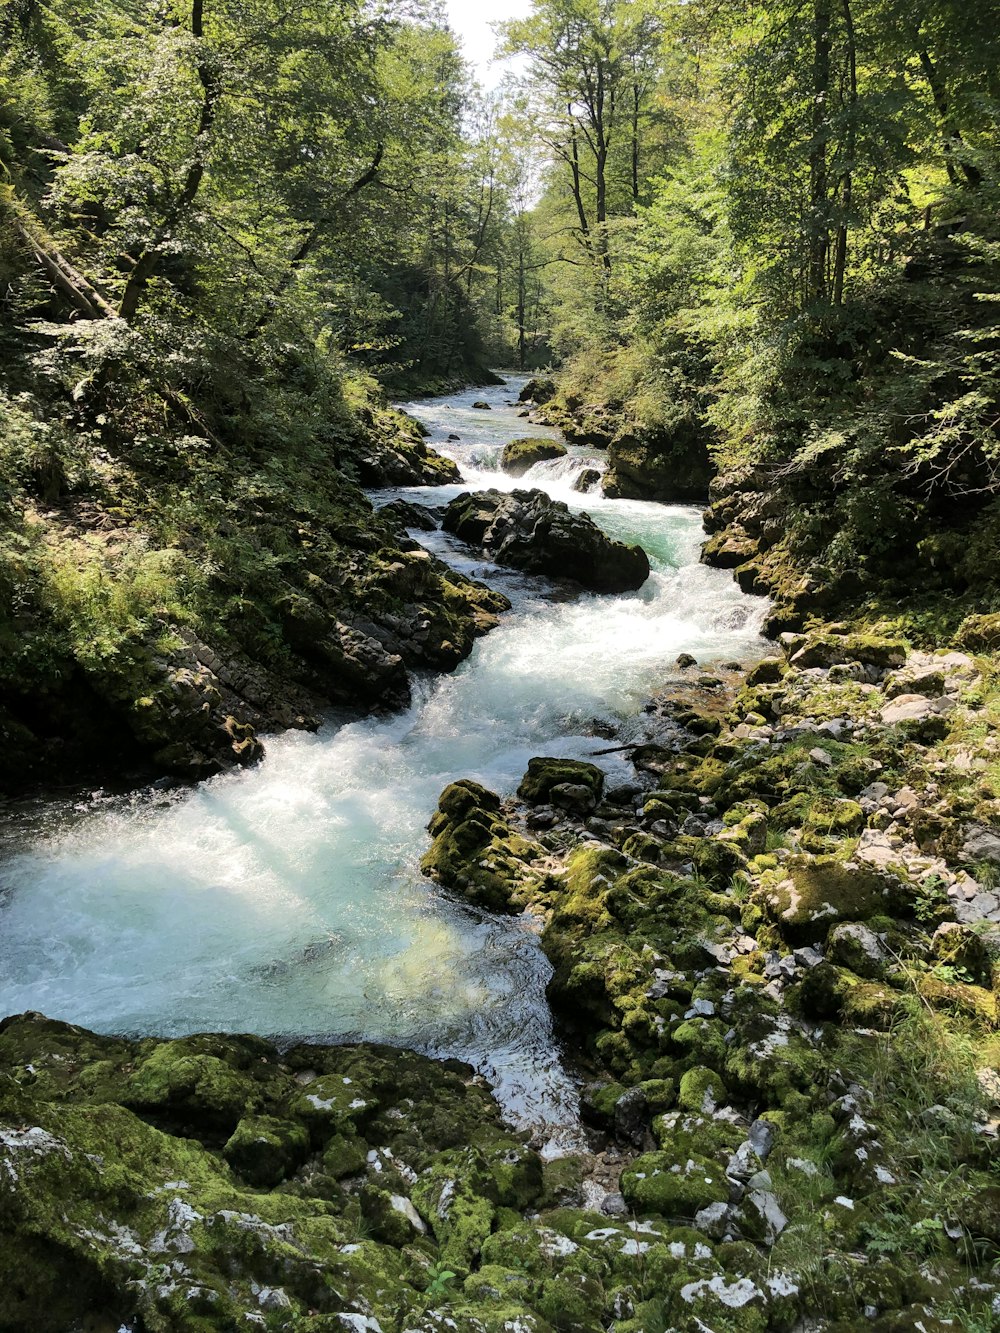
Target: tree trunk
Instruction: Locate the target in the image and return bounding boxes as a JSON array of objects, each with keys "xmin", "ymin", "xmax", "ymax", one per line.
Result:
[
  {"xmin": 808, "ymin": 0, "xmax": 832, "ymax": 305},
  {"xmin": 631, "ymin": 82, "xmax": 640, "ymax": 206},
  {"xmin": 917, "ymin": 45, "xmax": 983, "ymax": 189},
  {"xmin": 118, "ymin": 0, "xmax": 220, "ymax": 321},
  {"xmin": 832, "ymin": 0, "xmax": 856, "ymax": 306}
]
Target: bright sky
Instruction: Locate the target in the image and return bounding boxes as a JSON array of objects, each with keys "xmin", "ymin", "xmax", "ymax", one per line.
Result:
[{"xmin": 444, "ymin": 0, "xmax": 534, "ymax": 87}]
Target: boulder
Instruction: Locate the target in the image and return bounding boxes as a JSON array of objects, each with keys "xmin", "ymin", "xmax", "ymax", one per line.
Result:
[
  {"xmin": 501, "ymin": 437, "xmax": 567, "ymax": 477},
  {"xmin": 518, "ymin": 377, "xmax": 557, "ymax": 405},
  {"xmin": 602, "ymin": 415, "xmax": 713, "ymax": 503},
  {"xmin": 442, "ymin": 488, "xmax": 650, "ymax": 593},
  {"xmin": 518, "ymin": 757, "xmax": 605, "ymax": 805},
  {"xmin": 572, "ymin": 467, "xmax": 603, "ymax": 493},
  {"xmin": 621, "ymin": 1148, "xmax": 729, "ymax": 1218}
]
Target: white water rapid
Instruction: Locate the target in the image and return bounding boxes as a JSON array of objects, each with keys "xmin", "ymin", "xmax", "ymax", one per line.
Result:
[{"xmin": 0, "ymin": 375, "xmax": 768, "ymax": 1149}]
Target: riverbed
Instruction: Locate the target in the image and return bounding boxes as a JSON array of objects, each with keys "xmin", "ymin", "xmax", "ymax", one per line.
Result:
[{"xmin": 0, "ymin": 375, "xmax": 767, "ymax": 1149}]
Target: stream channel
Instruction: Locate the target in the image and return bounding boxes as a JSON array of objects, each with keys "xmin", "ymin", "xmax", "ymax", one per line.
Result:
[{"xmin": 0, "ymin": 375, "xmax": 768, "ymax": 1152}]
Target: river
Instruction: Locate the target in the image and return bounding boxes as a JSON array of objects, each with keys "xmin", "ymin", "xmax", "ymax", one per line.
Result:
[{"xmin": 0, "ymin": 375, "xmax": 767, "ymax": 1150}]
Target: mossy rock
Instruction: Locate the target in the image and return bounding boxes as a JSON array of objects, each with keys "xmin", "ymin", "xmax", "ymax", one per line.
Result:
[
  {"xmin": 422, "ymin": 779, "xmax": 544, "ymax": 913},
  {"xmin": 223, "ymin": 1113, "xmax": 309, "ymax": 1186},
  {"xmin": 518, "ymin": 757, "xmax": 604, "ymax": 805},
  {"xmin": 786, "ymin": 632, "xmax": 907, "ymax": 670},
  {"xmin": 122, "ymin": 1042, "xmax": 262, "ymax": 1133},
  {"xmin": 678, "ymin": 1066, "xmax": 728, "ymax": 1114},
  {"xmin": 501, "ymin": 437, "xmax": 568, "ymax": 477},
  {"xmin": 411, "ymin": 1147, "xmax": 499, "ymax": 1274},
  {"xmin": 757, "ymin": 855, "xmax": 904, "ymax": 944},
  {"xmin": 621, "ymin": 1148, "xmax": 729, "ymax": 1219}
]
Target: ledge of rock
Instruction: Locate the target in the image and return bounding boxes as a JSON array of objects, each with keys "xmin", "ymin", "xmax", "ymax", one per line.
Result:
[{"xmin": 442, "ymin": 488, "xmax": 651, "ymax": 593}]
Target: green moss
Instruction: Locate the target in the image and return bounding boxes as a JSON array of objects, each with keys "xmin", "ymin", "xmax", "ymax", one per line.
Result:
[
  {"xmin": 223, "ymin": 1114, "xmax": 309, "ymax": 1186},
  {"xmin": 678, "ymin": 1066, "xmax": 728, "ymax": 1113},
  {"xmin": 518, "ymin": 757, "xmax": 605, "ymax": 804},
  {"xmin": 421, "ymin": 779, "xmax": 545, "ymax": 913},
  {"xmin": 501, "ymin": 437, "xmax": 568, "ymax": 477},
  {"xmin": 621, "ymin": 1149, "xmax": 729, "ymax": 1219}
]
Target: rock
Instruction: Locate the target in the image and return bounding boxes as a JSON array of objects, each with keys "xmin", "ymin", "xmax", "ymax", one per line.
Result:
[
  {"xmin": 962, "ymin": 824, "xmax": 1000, "ymax": 866},
  {"xmin": 827, "ymin": 922, "xmax": 887, "ymax": 978},
  {"xmin": 759, "ymin": 855, "xmax": 904, "ymax": 944},
  {"xmin": 421, "ymin": 780, "xmax": 544, "ymax": 913},
  {"xmin": 679, "ymin": 1066, "xmax": 727, "ymax": 1113},
  {"xmin": 223, "ymin": 1115, "xmax": 309, "ymax": 1187},
  {"xmin": 500, "ymin": 437, "xmax": 567, "ymax": 477},
  {"xmin": 693, "ymin": 1199, "xmax": 730, "ymax": 1238},
  {"xmin": 603, "ymin": 416, "xmax": 713, "ymax": 502},
  {"xmin": 379, "ymin": 498, "xmax": 440, "ymax": 531},
  {"xmin": 472, "ymin": 400, "xmax": 491, "ymax": 409},
  {"xmin": 518, "ymin": 377, "xmax": 556, "ymax": 405},
  {"xmin": 442, "ymin": 488, "xmax": 650, "ymax": 593},
  {"xmin": 748, "ymin": 1120, "xmax": 775, "ymax": 1161},
  {"xmin": 621, "ymin": 1148, "xmax": 730, "ymax": 1218},
  {"xmin": 676, "ymin": 653, "xmax": 698, "ymax": 669},
  {"xmin": 572, "ymin": 468, "xmax": 603, "ymax": 493},
  {"xmin": 880, "ymin": 694, "xmax": 936, "ymax": 725},
  {"xmin": 518, "ymin": 756, "xmax": 604, "ymax": 805},
  {"xmin": 550, "ymin": 781, "xmax": 599, "ymax": 814},
  {"xmin": 614, "ymin": 1086, "xmax": 649, "ymax": 1147}
]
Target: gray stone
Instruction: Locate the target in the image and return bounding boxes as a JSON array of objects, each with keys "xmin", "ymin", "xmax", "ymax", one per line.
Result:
[
  {"xmin": 748, "ymin": 1119, "xmax": 775, "ymax": 1161},
  {"xmin": 793, "ymin": 945, "xmax": 824, "ymax": 969},
  {"xmin": 693, "ymin": 1200, "xmax": 731, "ymax": 1239},
  {"xmin": 962, "ymin": 824, "xmax": 1000, "ymax": 866},
  {"xmin": 880, "ymin": 694, "xmax": 935, "ymax": 726},
  {"xmin": 827, "ymin": 922, "xmax": 887, "ymax": 978}
]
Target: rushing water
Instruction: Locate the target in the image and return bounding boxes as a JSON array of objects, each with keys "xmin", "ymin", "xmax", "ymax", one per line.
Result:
[{"xmin": 0, "ymin": 375, "xmax": 767, "ymax": 1149}]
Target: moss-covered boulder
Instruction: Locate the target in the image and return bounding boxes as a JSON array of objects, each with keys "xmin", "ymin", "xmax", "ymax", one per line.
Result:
[
  {"xmin": 501, "ymin": 437, "xmax": 568, "ymax": 477},
  {"xmin": 621, "ymin": 1148, "xmax": 730, "ymax": 1219},
  {"xmin": 421, "ymin": 779, "xmax": 546, "ymax": 913},
  {"xmin": 518, "ymin": 756, "xmax": 605, "ymax": 805},
  {"xmin": 603, "ymin": 415, "xmax": 713, "ymax": 503},
  {"xmin": 223, "ymin": 1113, "xmax": 309, "ymax": 1186},
  {"xmin": 755, "ymin": 855, "xmax": 906, "ymax": 944}
]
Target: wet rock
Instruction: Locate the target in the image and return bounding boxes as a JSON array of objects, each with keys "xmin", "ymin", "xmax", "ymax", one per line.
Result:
[
  {"xmin": 442, "ymin": 488, "xmax": 650, "ymax": 593},
  {"xmin": 472, "ymin": 400, "xmax": 491, "ymax": 409},
  {"xmin": 421, "ymin": 780, "xmax": 544, "ymax": 913},
  {"xmin": 572, "ymin": 467, "xmax": 603, "ymax": 493},
  {"xmin": 501, "ymin": 437, "xmax": 568, "ymax": 477},
  {"xmin": 379, "ymin": 498, "xmax": 440, "ymax": 531}
]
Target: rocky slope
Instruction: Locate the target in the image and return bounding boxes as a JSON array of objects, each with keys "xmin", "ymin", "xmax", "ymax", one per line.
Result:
[
  {"xmin": 5, "ymin": 627, "xmax": 1000, "ymax": 1332},
  {"xmin": 0, "ymin": 403, "xmax": 507, "ymax": 794}
]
